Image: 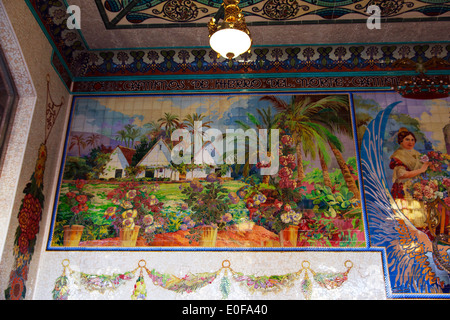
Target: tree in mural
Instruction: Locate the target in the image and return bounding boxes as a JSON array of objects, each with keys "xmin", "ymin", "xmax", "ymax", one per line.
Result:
[
  {"xmin": 115, "ymin": 124, "xmax": 143, "ymax": 148},
  {"xmin": 86, "ymin": 133, "xmax": 101, "ymax": 149},
  {"xmin": 260, "ymin": 95, "xmax": 347, "ymax": 183},
  {"xmin": 308, "ymin": 98, "xmax": 360, "ymax": 200},
  {"xmin": 158, "ymin": 112, "xmax": 181, "ymax": 139},
  {"xmin": 183, "ymin": 112, "xmax": 213, "ymax": 134},
  {"xmin": 69, "ymin": 134, "xmax": 87, "ymax": 157},
  {"xmin": 142, "ymin": 121, "xmax": 161, "ymax": 141},
  {"xmin": 234, "ymin": 106, "xmax": 279, "ymax": 181}
]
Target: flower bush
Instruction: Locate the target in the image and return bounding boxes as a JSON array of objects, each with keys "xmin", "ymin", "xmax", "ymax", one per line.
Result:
[
  {"xmin": 305, "ymin": 185, "xmax": 360, "ymax": 219},
  {"xmin": 181, "ymin": 174, "xmax": 234, "ymax": 243},
  {"xmin": 63, "ymin": 179, "xmax": 92, "ymax": 226},
  {"xmin": 237, "ymin": 178, "xmax": 304, "ymax": 234},
  {"xmin": 104, "ymin": 181, "xmax": 166, "ymax": 243}
]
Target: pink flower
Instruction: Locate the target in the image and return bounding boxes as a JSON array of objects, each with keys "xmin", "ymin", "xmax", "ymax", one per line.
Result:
[
  {"xmin": 443, "ymin": 178, "xmax": 450, "ymax": 188},
  {"xmin": 420, "ymin": 155, "xmax": 429, "ymax": 163},
  {"xmin": 423, "ymin": 186, "xmax": 434, "ymax": 199},
  {"xmin": 444, "ymin": 197, "xmax": 450, "ymax": 206}
]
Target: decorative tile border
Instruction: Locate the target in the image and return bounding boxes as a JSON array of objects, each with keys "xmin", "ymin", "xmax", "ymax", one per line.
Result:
[
  {"xmin": 69, "ymin": 43, "xmax": 450, "ymax": 78},
  {"xmin": 71, "ymin": 74, "xmax": 450, "ymax": 94}
]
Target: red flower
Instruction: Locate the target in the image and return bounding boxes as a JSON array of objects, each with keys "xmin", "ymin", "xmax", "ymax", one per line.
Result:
[
  {"xmin": 26, "ymin": 221, "xmax": 40, "ymax": 241},
  {"xmin": 75, "ymin": 179, "xmax": 87, "ymax": 190},
  {"xmin": 75, "ymin": 194, "xmax": 88, "ymax": 204},
  {"xmin": 150, "ymin": 206, "xmax": 161, "ymax": 213},
  {"xmin": 78, "ymin": 203, "xmax": 89, "ymax": 212},
  {"xmin": 278, "ymin": 167, "xmax": 293, "ymax": 179},
  {"xmin": 66, "ymin": 191, "xmax": 76, "ymax": 199},
  {"xmin": 281, "ymin": 135, "xmax": 293, "ymax": 146},
  {"xmin": 71, "ymin": 206, "xmax": 81, "ymax": 214}
]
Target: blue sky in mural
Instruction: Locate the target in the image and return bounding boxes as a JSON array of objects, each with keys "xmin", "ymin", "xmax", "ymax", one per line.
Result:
[
  {"xmin": 71, "ymin": 94, "xmax": 290, "ymax": 134},
  {"xmin": 68, "ymin": 94, "xmax": 293, "ymax": 156}
]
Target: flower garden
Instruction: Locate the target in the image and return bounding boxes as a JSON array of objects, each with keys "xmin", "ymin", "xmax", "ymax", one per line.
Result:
[{"xmin": 51, "ymin": 160, "xmax": 365, "ymax": 248}]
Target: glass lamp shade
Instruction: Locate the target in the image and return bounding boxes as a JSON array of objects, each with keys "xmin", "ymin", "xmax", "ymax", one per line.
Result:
[{"xmin": 209, "ymin": 27, "xmax": 251, "ymax": 59}]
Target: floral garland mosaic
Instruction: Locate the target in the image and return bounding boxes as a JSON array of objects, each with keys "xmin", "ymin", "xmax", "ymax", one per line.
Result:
[
  {"xmin": 52, "ymin": 259, "xmax": 353, "ymax": 300},
  {"xmin": 4, "ymin": 75, "xmax": 64, "ymax": 300}
]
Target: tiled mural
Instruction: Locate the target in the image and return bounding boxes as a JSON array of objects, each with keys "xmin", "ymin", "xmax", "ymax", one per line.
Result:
[
  {"xmin": 48, "ymin": 93, "xmax": 364, "ymax": 249},
  {"xmin": 43, "ymin": 90, "xmax": 450, "ymax": 299},
  {"xmin": 355, "ymin": 92, "xmax": 450, "ymax": 296}
]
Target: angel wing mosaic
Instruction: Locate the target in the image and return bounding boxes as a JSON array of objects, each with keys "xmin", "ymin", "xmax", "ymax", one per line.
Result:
[{"xmin": 357, "ymin": 92, "xmax": 450, "ymax": 296}]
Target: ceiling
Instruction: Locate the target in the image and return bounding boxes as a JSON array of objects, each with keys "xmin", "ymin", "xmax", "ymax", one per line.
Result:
[
  {"xmin": 68, "ymin": 0, "xmax": 450, "ymax": 49},
  {"xmin": 24, "ymin": 0, "xmax": 450, "ymax": 93}
]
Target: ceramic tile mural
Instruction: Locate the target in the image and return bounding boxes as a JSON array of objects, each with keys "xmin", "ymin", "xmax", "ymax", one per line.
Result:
[
  {"xmin": 48, "ymin": 93, "xmax": 365, "ymax": 250},
  {"xmin": 355, "ymin": 92, "xmax": 450, "ymax": 296}
]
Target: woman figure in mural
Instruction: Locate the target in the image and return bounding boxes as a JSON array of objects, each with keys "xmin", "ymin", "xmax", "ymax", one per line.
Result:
[
  {"xmin": 389, "ymin": 128, "xmax": 431, "ymax": 231},
  {"xmin": 389, "ymin": 128, "xmax": 430, "ymax": 199}
]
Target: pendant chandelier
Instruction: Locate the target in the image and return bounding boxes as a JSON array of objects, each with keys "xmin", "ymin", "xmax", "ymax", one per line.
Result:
[
  {"xmin": 394, "ymin": 73, "xmax": 449, "ymax": 100},
  {"xmin": 208, "ymin": 0, "xmax": 252, "ymax": 60},
  {"xmin": 392, "ymin": 57, "xmax": 449, "ymax": 100}
]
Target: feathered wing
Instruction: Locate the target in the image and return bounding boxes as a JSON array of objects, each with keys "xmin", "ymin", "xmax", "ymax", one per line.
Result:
[{"xmin": 360, "ymin": 101, "xmax": 444, "ymax": 294}]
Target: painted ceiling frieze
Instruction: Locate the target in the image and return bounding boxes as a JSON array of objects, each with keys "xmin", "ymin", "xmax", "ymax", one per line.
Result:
[
  {"xmin": 67, "ymin": 43, "xmax": 450, "ymax": 78},
  {"xmin": 96, "ymin": 0, "xmax": 450, "ymax": 28},
  {"xmin": 26, "ymin": 0, "xmax": 450, "ymax": 89}
]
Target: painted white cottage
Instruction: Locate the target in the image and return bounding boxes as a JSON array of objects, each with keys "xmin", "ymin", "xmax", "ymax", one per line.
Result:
[
  {"xmin": 100, "ymin": 146, "xmax": 136, "ymax": 179},
  {"xmin": 136, "ymin": 138, "xmax": 179, "ymax": 180},
  {"xmin": 186, "ymin": 141, "xmax": 232, "ymax": 179}
]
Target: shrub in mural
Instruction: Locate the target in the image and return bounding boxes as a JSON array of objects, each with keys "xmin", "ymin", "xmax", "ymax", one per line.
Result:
[{"xmin": 49, "ymin": 94, "xmax": 365, "ymax": 249}]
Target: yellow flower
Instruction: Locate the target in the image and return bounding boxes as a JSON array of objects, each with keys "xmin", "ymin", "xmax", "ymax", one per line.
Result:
[
  {"xmin": 122, "ymin": 209, "xmax": 137, "ymax": 219},
  {"xmin": 126, "ymin": 190, "xmax": 137, "ymax": 199},
  {"xmin": 143, "ymin": 214, "xmax": 154, "ymax": 225},
  {"xmin": 105, "ymin": 207, "xmax": 116, "ymax": 216},
  {"xmin": 121, "ymin": 200, "xmax": 133, "ymax": 209},
  {"xmin": 122, "ymin": 218, "xmax": 135, "ymax": 229}
]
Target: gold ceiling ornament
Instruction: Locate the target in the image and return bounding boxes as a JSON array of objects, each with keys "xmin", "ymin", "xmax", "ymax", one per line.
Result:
[{"xmin": 208, "ymin": 0, "xmax": 252, "ymax": 60}]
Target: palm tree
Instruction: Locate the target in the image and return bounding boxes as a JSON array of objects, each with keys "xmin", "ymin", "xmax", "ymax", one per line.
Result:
[
  {"xmin": 183, "ymin": 112, "xmax": 213, "ymax": 136},
  {"xmin": 234, "ymin": 106, "xmax": 279, "ymax": 180},
  {"xmin": 143, "ymin": 121, "xmax": 160, "ymax": 141},
  {"xmin": 124, "ymin": 124, "xmax": 141, "ymax": 148},
  {"xmin": 158, "ymin": 112, "xmax": 180, "ymax": 138},
  {"xmin": 86, "ymin": 133, "xmax": 101, "ymax": 149},
  {"xmin": 69, "ymin": 134, "xmax": 86, "ymax": 157},
  {"xmin": 306, "ymin": 96, "xmax": 361, "ymax": 200},
  {"xmin": 260, "ymin": 95, "xmax": 347, "ymax": 184},
  {"xmin": 115, "ymin": 129, "xmax": 128, "ymax": 147}
]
